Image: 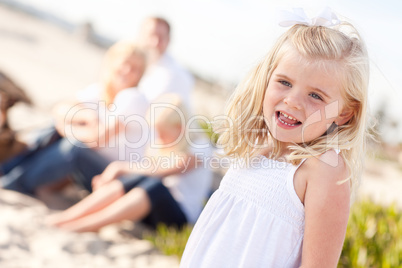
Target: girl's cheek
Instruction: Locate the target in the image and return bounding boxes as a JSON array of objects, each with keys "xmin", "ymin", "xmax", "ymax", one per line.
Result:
[
  {"xmin": 305, "ymin": 107, "xmax": 330, "ymax": 125},
  {"xmin": 267, "ymin": 86, "xmax": 285, "ymax": 101}
]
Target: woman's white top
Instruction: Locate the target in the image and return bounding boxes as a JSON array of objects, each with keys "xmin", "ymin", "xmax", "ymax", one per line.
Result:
[
  {"xmin": 76, "ymin": 84, "xmax": 149, "ymax": 161},
  {"xmin": 180, "ymin": 155, "xmax": 305, "ymax": 268}
]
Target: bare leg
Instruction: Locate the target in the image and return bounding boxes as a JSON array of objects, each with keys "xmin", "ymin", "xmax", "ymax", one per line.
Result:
[
  {"xmin": 56, "ymin": 187, "xmax": 151, "ymax": 232},
  {"xmin": 46, "ymin": 180, "xmax": 125, "ymax": 227}
]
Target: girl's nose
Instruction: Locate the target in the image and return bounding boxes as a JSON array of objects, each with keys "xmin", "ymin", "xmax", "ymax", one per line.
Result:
[{"xmin": 283, "ymin": 92, "xmax": 302, "ymax": 110}]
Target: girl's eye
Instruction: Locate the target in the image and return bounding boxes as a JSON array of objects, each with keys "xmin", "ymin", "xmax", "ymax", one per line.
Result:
[
  {"xmin": 279, "ymin": 80, "xmax": 292, "ymax": 87},
  {"xmin": 309, "ymin": 92, "xmax": 323, "ymax": 100}
]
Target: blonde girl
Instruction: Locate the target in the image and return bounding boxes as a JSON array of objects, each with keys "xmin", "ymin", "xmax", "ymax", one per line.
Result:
[
  {"xmin": 47, "ymin": 94, "xmax": 213, "ymax": 232},
  {"xmin": 181, "ymin": 8, "xmax": 370, "ymax": 267}
]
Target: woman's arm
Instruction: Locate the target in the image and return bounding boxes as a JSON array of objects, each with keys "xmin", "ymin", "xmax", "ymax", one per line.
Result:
[
  {"xmin": 53, "ymin": 101, "xmax": 99, "ymax": 139},
  {"xmin": 52, "ymin": 100, "xmax": 121, "ymax": 147},
  {"xmin": 299, "ymin": 150, "xmax": 350, "ymax": 267}
]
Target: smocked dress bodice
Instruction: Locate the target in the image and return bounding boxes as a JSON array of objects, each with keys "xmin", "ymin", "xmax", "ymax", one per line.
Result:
[{"xmin": 180, "ymin": 155, "xmax": 305, "ymax": 268}]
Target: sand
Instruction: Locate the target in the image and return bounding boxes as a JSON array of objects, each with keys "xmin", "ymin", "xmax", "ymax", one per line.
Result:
[{"xmin": 0, "ymin": 189, "xmax": 180, "ymax": 267}]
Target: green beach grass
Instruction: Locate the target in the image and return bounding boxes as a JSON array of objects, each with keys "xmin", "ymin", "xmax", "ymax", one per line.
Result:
[{"xmin": 145, "ymin": 199, "xmax": 402, "ymax": 267}]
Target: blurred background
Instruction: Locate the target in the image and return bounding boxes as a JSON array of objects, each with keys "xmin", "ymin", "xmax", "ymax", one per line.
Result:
[{"xmin": 0, "ymin": 0, "xmax": 401, "ymax": 267}]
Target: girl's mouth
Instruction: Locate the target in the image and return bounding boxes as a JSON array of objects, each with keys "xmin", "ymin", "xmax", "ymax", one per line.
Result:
[{"xmin": 276, "ymin": 111, "xmax": 302, "ymax": 128}]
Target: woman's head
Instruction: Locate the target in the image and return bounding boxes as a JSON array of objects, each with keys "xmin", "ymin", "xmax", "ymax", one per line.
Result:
[{"xmin": 102, "ymin": 41, "xmax": 147, "ymax": 104}]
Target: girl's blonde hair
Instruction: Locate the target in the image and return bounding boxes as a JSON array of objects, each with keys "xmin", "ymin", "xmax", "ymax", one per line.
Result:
[
  {"xmin": 150, "ymin": 93, "xmax": 191, "ymax": 154},
  {"xmin": 101, "ymin": 40, "xmax": 146, "ymax": 105},
  {"xmin": 218, "ymin": 23, "xmax": 370, "ymax": 192}
]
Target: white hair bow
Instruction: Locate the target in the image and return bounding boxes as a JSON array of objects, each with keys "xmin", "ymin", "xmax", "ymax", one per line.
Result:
[{"xmin": 278, "ymin": 7, "xmax": 341, "ymax": 27}]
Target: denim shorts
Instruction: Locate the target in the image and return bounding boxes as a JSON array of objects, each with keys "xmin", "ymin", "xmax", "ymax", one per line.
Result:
[{"xmin": 118, "ymin": 175, "xmax": 187, "ymax": 229}]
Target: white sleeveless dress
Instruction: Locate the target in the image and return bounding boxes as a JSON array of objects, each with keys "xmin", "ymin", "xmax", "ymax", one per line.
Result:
[{"xmin": 180, "ymin": 155, "xmax": 305, "ymax": 268}]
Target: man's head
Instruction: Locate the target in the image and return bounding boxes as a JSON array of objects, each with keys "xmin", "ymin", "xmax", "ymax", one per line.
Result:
[{"xmin": 138, "ymin": 17, "xmax": 170, "ymax": 62}]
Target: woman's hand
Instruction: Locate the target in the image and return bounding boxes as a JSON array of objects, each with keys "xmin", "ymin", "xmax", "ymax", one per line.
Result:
[{"xmin": 92, "ymin": 161, "xmax": 129, "ymax": 190}]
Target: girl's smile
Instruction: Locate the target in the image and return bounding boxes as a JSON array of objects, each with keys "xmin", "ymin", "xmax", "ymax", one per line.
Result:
[
  {"xmin": 263, "ymin": 50, "xmax": 352, "ymax": 145},
  {"xmin": 276, "ymin": 111, "xmax": 302, "ymax": 128}
]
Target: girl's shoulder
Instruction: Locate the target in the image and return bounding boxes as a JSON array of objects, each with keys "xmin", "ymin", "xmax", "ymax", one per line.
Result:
[
  {"xmin": 297, "ymin": 150, "xmax": 350, "ymax": 202},
  {"xmin": 294, "ymin": 149, "xmax": 350, "ymax": 210},
  {"xmin": 301, "ymin": 150, "xmax": 348, "ymax": 183}
]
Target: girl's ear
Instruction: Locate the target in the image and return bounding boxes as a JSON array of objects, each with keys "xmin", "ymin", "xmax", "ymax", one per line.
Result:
[{"xmin": 335, "ymin": 108, "xmax": 354, "ymax": 126}]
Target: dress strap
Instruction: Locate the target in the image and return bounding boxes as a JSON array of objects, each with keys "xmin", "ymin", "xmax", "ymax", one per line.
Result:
[
  {"xmin": 296, "ymin": 158, "xmax": 307, "ymax": 168},
  {"xmin": 285, "ymin": 158, "xmax": 307, "ymax": 213}
]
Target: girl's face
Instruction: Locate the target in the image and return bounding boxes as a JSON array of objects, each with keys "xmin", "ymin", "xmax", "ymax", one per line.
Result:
[
  {"xmin": 110, "ymin": 54, "xmax": 145, "ymax": 92},
  {"xmin": 263, "ymin": 51, "xmax": 352, "ymax": 146}
]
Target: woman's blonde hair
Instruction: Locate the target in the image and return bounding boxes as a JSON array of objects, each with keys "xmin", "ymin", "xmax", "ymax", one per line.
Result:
[
  {"xmin": 217, "ymin": 23, "xmax": 370, "ymax": 192},
  {"xmin": 101, "ymin": 40, "xmax": 146, "ymax": 105}
]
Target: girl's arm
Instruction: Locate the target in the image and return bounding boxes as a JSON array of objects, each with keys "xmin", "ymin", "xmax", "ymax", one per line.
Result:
[
  {"xmin": 92, "ymin": 153, "xmax": 198, "ymax": 190},
  {"xmin": 299, "ymin": 150, "xmax": 350, "ymax": 267}
]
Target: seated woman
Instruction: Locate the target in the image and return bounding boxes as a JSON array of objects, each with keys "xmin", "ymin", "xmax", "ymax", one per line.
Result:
[
  {"xmin": 1, "ymin": 40, "xmax": 149, "ymax": 195},
  {"xmin": 47, "ymin": 94, "xmax": 213, "ymax": 232},
  {"xmin": 53, "ymin": 39, "xmax": 149, "ymax": 161}
]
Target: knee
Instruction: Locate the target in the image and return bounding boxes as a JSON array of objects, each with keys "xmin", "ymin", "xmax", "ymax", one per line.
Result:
[{"xmin": 109, "ymin": 179, "xmax": 125, "ymax": 195}]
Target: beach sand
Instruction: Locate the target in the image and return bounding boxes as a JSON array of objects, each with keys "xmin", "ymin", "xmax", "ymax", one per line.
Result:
[
  {"xmin": 0, "ymin": 3, "xmax": 401, "ymax": 267},
  {"xmin": 0, "ymin": 189, "xmax": 180, "ymax": 267}
]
